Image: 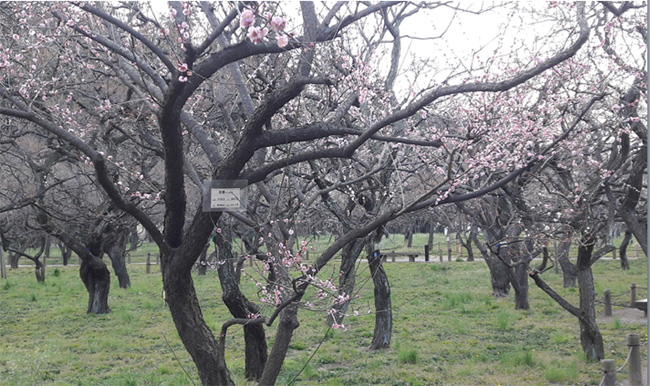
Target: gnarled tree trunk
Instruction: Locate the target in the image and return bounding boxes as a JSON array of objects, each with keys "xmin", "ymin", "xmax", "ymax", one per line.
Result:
[
  {"xmin": 214, "ymin": 233, "xmax": 267, "ymax": 381},
  {"xmin": 162, "ymin": 253, "xmax": 234, "ymax": 386},
  {"xmin": 367, "ymin": 250, "xmax": 392, "ymax": 350},
  {"xmin": 576, "ymin": 239, "xmax": 604, "ymax": 361},
  {"xmin": 105, "ymin": 233, "xmax": 130, "ymax": 289},
  {"xmin": 258, "ymin": 304, "xmax": 300, "ymax": 386},
  {"xmin": 556, "ymin": 240, "xmax": 577, "ymax": 288},
  {"xmin": 80, "ymin": 255, "xmax": 111, "ymax": 314},
  {"xmin": 618, "ymin": 230, "xmax": 632, "ymax": 270}
]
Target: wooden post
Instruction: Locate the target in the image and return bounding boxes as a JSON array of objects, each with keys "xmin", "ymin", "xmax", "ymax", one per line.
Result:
[
  {"xmin": 156, "ymin": 253, "xmax": 159, "ymax": 265},
  {"xmin": 391, "ymin": 254, "xmax": 395, "ymax": 263},
  {"xmin": 634, "ymin": 242, "xmax": 639, "ymax": 258},
  {"xmin": 612, "ymin": 247, "xmax": 617, "ymax": 259},
  {"xmin": 146, "ymin": 253, "xmax": 151, "ymax": 274},
  {"xmin": 0, "ymin": 246, "xmax": 6, "ymax": 279},
  {"xmin": 424, "ymin": 245, "xmax": 430, "ymax": 262},
  {"xmin": 601, "ymin": 359, "xmax": 616, "ymax": 386},
  {"xmin": 627, "ymin": 334, "xmax": 642, "ymax": 386},
  {"xmin": 604, "ymin": 290, "xmax": 612, "ymax": 316},
  {"xmin": 438, "ymin": 242, "xmax": 442, "ymax": 262},
  {"xmin": 630, "ymin": 283, "xmax": 637, "ymax": 307}
]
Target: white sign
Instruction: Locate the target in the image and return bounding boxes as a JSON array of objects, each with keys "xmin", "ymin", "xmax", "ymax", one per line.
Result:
[
  {"xmin": 210, "ymin": 188, "xmax": 242, "ymax": 209},
  {"xmin": 202, "ymin": 180, "xmax": 248, "ymax": 212}
]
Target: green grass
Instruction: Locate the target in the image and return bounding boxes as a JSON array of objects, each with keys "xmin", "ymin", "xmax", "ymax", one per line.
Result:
[{"xmin": 0, "ymin": 246, "xmax": 647, "ymax": 385}]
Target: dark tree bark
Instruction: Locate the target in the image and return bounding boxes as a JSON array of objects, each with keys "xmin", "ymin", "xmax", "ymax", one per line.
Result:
[
  {"xmin": 530, "ymin": 234, "xmax": 607, "ymax": 362},
  {"xmin": 162, "ymin": 253, "xmax": 234, "ymax": 386},
  {"xmin": 9, "ymin": 250, "xmax": 20, "ymax": 269},
  {"xmin": 575, "ymin": 239, "xmax": 605, "ymax": 361},
  {"xmin": 104, "ymin": 233, "xmax": 131, "ymax": 288},
  {"xmin": 618, "ymin": 230, "xmax": 632, "ymax": 270},
  {"xmin": 367, "ymin": 244, "xmax": 392, "ymax": 350},
  {"xmin": 214, "ymin": 233, "xmax": 267, "ymax": 382},
  {"xmin": 511, "ymin": 261, "xmax": 529, "ymax": 310},
  {"xmin": 329, "ymin": 239, "xmax": 365, "ymax": 325},
  {"xmin": 35, "ymin": 260, "xmax": 45, "ymax": 282},
  {"xmin": 456, "ymin": 231, "xmax": 475, "ymax": 262},
  {"xmin": 556, "ymin": 240, "xmax": 577, "ymax": 288},
  {"xmin": 471, "ymin": 232, "xmax": 510, "ymax": 297},
  {"xmin": 58, "ymin": 242, "xmax": 72, "ymax": 266},
  {"xmin": 427, "ymin": 221, "xmax": 435, "ymax": 250},
  {"xmin": 80, "ymin": 255, "xmax": 111, "ymax": 313},
  {"xmin": 258, "ymin": 304, "xmax": 300, "ymax": 386},
  {"xmin": 9, "ymin": 237, "xmax": 48, "ymax": 283},
  {"xmin": 404, "ymin": 226, "xmax": 413, "ymax": 248}
]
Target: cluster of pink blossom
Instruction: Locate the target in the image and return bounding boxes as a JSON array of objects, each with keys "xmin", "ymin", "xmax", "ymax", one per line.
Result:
[{"xmin": 240, "ymin": 8, "xmax": 288, "ymax": 48}]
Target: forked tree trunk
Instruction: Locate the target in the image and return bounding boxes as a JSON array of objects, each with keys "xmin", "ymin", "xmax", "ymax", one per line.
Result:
[
  {"xmin": 105, "ymin": 234, "xmax": 130, "ymax": 288},
  {"xmin": 258, "ymin": 304, "xmax": 300, "ymax": 386},
  {"xmin": 367, "ymin": 251, "xmax": 392, "ymax": 350},
  {"xmin": 80, "ymin": 255, "xmax": 111, "ymax": 314},
  {"xmin": 457, "ymin": 232, "xmax": 475, "ymax": 262},
  {"xmin": 162, "ymin": 254, "xmax": 234, "ymax": 386},
  {"xmin": 214, "ymin": 233, "xmax": 267, "ymax": 381}
]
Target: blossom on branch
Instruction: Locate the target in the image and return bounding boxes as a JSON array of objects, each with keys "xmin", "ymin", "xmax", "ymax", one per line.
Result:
[
  {"xmin": 248, "ymin": 26, "xmax": 268, "ymax": 44},
  {"xmin": 240, "ymin": 9, "xmax": 255, "ymax": 28}
]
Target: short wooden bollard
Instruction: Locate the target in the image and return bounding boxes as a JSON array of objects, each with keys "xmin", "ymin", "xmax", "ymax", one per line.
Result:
[
  {"xmin": 601, "ymin": 359, "xmax": 616, "ymax": 386},
  {"xmin": 630, "ymin": 283, "xmax": 636, "ymax": 307},
  {"xmin": 447, "ymin": 240, "xmax": 452, "ymax": 262},
  {"xmin": 627, "ymin": 334, "xmax": 642, "ymax": 386},
  {"xmin": 146, "ymin": 253, "xmax": 151, "ymax": 274},
  {"xmin": 438, "ymin": 242, "xmax": 442, "ymax": 262},
  {"xmin": 603, "ymin": 290, "xmax": 612, "ymax": 316},
  {"xmin": 424, "ymin": 245, "xmax": 430, "ymax": 262}
]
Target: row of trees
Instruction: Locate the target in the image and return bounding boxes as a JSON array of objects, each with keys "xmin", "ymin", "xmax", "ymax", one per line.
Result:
[{"xmin": 0, "ymin": 1, "xmax": 646, "ymax": 384}]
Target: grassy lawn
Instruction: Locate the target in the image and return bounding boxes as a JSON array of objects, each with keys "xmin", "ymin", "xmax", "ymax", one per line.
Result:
[{"xmin": 0, "ymin": 243, "xmax": 646, "ymax": 385}]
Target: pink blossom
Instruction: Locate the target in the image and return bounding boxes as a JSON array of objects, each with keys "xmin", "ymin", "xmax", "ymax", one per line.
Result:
[
  {"xmin": 277, "ymin": 35, "xmax": 288, "ymax": 48},
  {"xmin": 240, "ymin": 9, "xmax": 255, "ymax": 28},
  {"xmin": 178, "ymin": 75, "xmax": 188, "ymax": 82},
  {"xmin": 270, "ymin": 16, "xmax": 286, "ymax": 32},
  {"xmin": 12, "ymin": 34, "xmax": 19, "ymax": 40},
  {"xmin": 178, "ymin": 62, "xmax": 188, "ymax": 72},
  {"xmin": 248, "ymin": 26, "xmax": 268, "ymax": 44}
]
